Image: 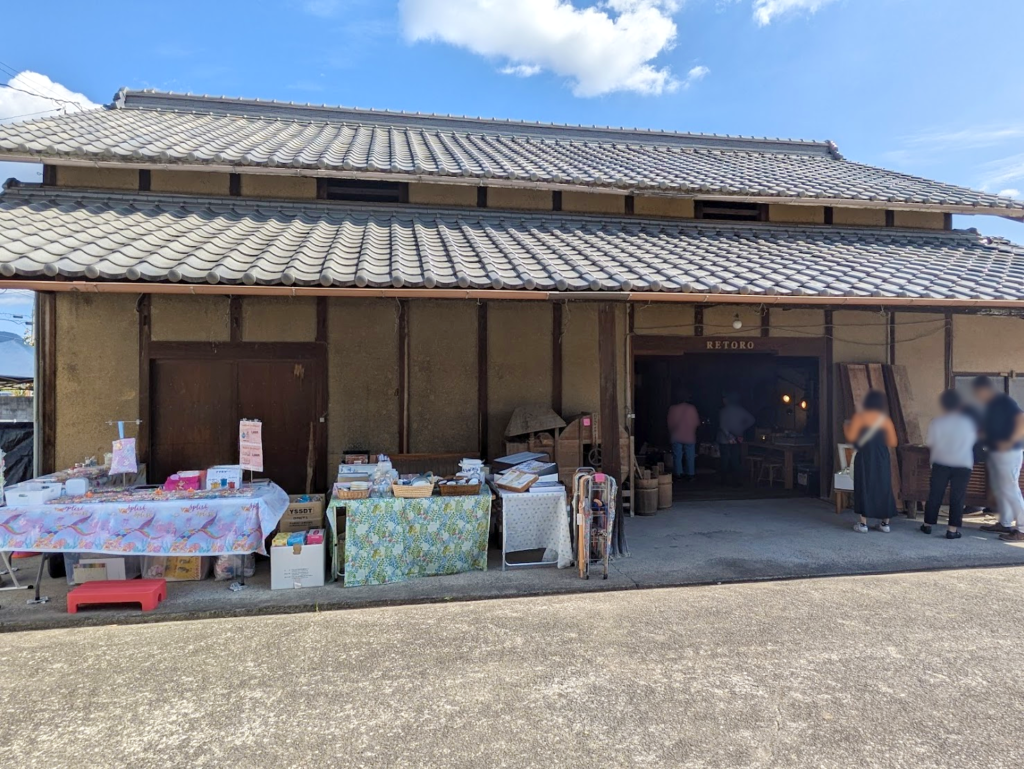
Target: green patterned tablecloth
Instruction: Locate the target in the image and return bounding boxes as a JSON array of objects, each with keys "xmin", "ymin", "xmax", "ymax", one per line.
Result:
[{"xmin": 327, "ymin": 488, "xmax": 492, "ymax": 587}]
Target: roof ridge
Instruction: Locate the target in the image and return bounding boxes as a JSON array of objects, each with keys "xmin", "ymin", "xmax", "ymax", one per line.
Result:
[{"xmin": 112, "ymin": 88, "xmax": 843, "ymax": 158}]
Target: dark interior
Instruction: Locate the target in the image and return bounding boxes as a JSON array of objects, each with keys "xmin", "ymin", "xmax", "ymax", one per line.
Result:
[{"xmin": 634, "ymin": 353, "xmax": 820, "ymax": 498}]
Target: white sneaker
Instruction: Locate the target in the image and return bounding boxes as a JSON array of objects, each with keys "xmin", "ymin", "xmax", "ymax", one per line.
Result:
[
  {"xmin": 853, "ymin": 522, "xmax": 868, "ymax": 533},
  {"xmin": 874, "ymin": 523, "xmax": 891, "ymax": 533}
]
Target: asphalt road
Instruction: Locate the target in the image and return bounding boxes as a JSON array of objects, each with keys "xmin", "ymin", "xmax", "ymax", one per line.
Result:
[{"xmin": 2, "ymin": 567, "xmax": 1023, "ymax": 768}]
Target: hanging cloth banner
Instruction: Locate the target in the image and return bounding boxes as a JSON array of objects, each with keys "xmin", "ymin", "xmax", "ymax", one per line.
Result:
[{"xmin": 239, "ymin": 419, "xmax": 264, "ymax": 472}]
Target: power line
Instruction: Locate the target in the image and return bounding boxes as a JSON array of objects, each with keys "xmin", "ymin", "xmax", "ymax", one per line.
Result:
[{"xmin": 0, "ymin": 107, "xmax": 62, "ymax": 122}]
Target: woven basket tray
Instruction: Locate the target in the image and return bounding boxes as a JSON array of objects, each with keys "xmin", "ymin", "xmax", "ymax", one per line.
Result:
[
  {"xmin": 391, "ymin": 481, "xmax": 436, "ymax": 498},
  {"xmin": 437, "ymin": 479, "xmax": 482, "ymax": 496},
  {"xmin": 332, "ymin": 487, "xmax": 370, "ymax": 501}
]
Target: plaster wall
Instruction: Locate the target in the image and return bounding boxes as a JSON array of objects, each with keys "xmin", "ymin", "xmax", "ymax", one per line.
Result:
[
  {"xmin": 632, "ymin": 303, "xmax": 695, "ymax": 335},
  {"xmin": 832, "ymin": 208, "xmax": 887, "ymax": 227},
  {"xmin": 240, "ymin": 175, "xmax": 317, "ymax": 200},
  {"xmin": 486, "ymin": 187, "xmax": 552, "ymax": 211},
  {"xmin": 487, "ymin": 301, "xmax": 552, "ymax": 459},
  {"xmin": 633, "ymin": 197, "xmax": 694, "ymax": 219},
  {"xmin": 409, "ymin": 183, "xmax": 478, "ymax": 207},
  {"xmin": 769, "ymin": 205, "xmax": 826, "ymax": 225},
  {"xmin": 561, "ymin": 191, "xmax": 626, "ymax": 215},
  {"xmin": 241, "ymin": 296, "xmax": 317, "ymax": 342},
  {"xmin": 55, "ymin": 166, "xmax": 137, "ymax": 190},
  {"xmin": 952, "ymin": 315, "xmax": 1024, "ymax": 374},
  {"xmin": 408, "ymin": 301, "xmax": 479, "ymax": 453},
  {"xmin": 769, "ymin": 308, "xmax": 825, "ymax": 337},
  {"xmin": 149, "ymin": 170, "xmax": 231, "ymax": 196},
  {"xmin": 54, "ymin": 293, "xmax": 139, "ymax": 469},
  {"xmin": 151, "ymin": 295, "xmax": 230, "ymax": 341},
  {"xmin": 327, "ymin": 298, "xmax": 399, "ymax": 468}
]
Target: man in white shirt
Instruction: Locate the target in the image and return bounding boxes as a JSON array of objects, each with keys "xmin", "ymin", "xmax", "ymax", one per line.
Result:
[{"xmin": 921, "ymin": 389, "xmax": 978, "ymax": 539}]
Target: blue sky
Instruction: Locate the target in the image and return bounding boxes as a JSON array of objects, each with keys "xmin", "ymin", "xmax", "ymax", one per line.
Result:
[{"xmin": 1, "ymin": 0, "xmax": 1023, "ymax": 329}]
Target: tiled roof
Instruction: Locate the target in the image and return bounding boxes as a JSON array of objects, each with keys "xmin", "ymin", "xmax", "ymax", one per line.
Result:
[
  {"xmin": 2, "ymin": 185, "xmax": 1024, "ymax": 301},
  {"xmin": 0, "ymin": 90, "xmax": 1020, "ymax": 216}
]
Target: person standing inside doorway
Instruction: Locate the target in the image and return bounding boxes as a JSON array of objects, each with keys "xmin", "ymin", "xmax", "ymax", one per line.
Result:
[
  {"xmin": 718, "ymin": 393, "xmax": 754, "ymax": 486},
  {"xmin": 844, "ymin": 390, "xmax": 898, "ymax": 533},
  {"xmin": 921, "ymin": 389, "xmax": 977, "ymax": 539},
  {"xmin": 668, "ymin": 392, "xmax": 699, "ymax": 481},
  {"xmin": 972, "ymin": 376, "xmax": 1024, "ymax": 541}
]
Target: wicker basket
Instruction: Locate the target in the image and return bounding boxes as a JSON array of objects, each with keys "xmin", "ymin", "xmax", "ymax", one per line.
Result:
[
  {"xmin": 437, "ymin": 478, "xmax": 482, "ymax": 496},
  {"xmin": 332, "ymin": 486, "xmax": 370, "ymax": 501},
  {"xmin": 391, "ymin": 480, "xmax": 436, "ymax": 498}
]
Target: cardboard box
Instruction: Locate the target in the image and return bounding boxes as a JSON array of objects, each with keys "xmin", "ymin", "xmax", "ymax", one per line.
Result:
[
  {"xmin": 141, "ymin": 556, "xmax": 212, "ymax": 581},
  {"xmin": 271, "ymin": 534, "xmax": 326, "ymax": 589},
  {"xmin": 279, "ymin": 494, "xmax": 325, "ymax": 532}
]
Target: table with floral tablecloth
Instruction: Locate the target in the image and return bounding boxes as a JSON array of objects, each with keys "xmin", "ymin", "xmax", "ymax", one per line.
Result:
[
  {"xmin": 327, "ymin": 488, "xmax": 492, "ymax": 587},
  {"xmin": 0, "ymin": 482, "xmax": 289, "ymax": 556},
  {"xmin": 496, "ymin": 487, "xmax": 572, "ymax": 569}
]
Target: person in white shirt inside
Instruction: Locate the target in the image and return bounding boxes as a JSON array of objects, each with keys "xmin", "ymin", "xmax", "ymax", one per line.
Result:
[{"xmin": 921, "ymin": 389, "xmax": 978, "ymax": 539}]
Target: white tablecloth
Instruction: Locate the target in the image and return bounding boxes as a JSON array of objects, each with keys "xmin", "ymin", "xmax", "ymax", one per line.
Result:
[{"xmin": 498, "ymin": 488, "xmax": 572, "ymax": 569}]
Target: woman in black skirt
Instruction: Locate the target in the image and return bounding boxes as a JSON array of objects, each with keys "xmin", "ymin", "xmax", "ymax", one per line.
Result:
[{"xmin": 843, "ymin": 390, "xmax": 899, "ymax": 532}]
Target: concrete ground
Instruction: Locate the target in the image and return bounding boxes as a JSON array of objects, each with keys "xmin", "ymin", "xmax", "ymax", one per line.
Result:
[
  {"xmin": 3, "ymin": 498, "xmax": 1024, "ymax": 631},
  {"xmin": 2, "ymin": 567, "xmax": 1023, "ymax": 768}
]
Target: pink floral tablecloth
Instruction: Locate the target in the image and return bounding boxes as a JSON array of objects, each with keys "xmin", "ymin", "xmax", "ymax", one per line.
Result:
[{"xmin": 0, "ymin": 482, "xmax": 289, "ymax": 556}]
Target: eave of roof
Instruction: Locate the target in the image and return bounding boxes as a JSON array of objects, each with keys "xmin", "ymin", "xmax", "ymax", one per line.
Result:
[{"xmin": 2, "ymin": 185, "xmax": 1024, "ymax": 307}]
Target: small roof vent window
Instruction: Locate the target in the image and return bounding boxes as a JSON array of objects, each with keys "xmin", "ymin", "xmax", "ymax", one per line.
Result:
[
  {"xmin": 318, "ymin": 179, "xmax": 408, "ymax": 203},
  {"xmin": 695, "ymin": 200, "xmax": 767, "ymax": 222}
]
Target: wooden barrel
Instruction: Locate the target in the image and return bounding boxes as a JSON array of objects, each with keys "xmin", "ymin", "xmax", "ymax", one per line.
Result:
[
  {"xmin": 636, "ymin": 477, "xmax": 659, "ymax": 515},
  {"xmin": 657, "ymin": 473, "xmax": 673, "ymax": 509}
]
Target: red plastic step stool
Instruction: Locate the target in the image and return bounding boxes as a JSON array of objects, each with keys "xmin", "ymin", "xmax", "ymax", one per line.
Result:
[{"xmin": 67, "ymin": 579, "xmax": 167, "ymax": 613}]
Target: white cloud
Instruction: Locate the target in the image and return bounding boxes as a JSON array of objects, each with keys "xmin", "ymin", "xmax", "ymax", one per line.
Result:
[
  {"xmin": 999, "ymin": 189, "xmax": 1022, "ymax": 200},
  {"xmin": 399, "ymin": 0, "xmax": 683, "ymax": 97},
  {"xmin": 0, "ymin": 72, "xmax": 99, "ymax": 184},
  {"xmin": 980, "ymin": 153, "xmax": 1024, "ymax": 192},
  {"xmin": 683, "ymin": 64, "xmax": 709, "ymax": 88},
  {"xmin": 501, "ymin": 64, "xmax": 544, "ymax": 78},
  {"xmin": 0, "ymin": 71, "xmax": 98, "ymax": 125},
  {"xmin": 753, "ymin": 0, "xmax": 839, "ymax": 26}
]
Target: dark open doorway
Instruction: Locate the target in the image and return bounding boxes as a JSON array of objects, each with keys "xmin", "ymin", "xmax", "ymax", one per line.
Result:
[{"xmin": 634, "ymin": 352, "xmax": 821, "ymax": 501}]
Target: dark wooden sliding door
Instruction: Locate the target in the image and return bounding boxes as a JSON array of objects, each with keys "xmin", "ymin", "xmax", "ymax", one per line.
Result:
[{"xmin": 148, "ymin": 343, "xmax": 327, "ymax": 493}]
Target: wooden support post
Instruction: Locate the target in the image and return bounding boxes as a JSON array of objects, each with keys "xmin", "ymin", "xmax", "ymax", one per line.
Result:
[
  {"xmin": 137, "ymin": 294, "xmax": 151, "ymax": 466},
  {"xmin": 316, "ymin": 296, "xmax": 328, "ymax": 344},
  {"xmin": 888, "ymin": 310, "xmax": 896, "ymax": 365},
  {"xmin": 598, "ymin": 304, "xmax": 622, "ymax": 485},
  {"xmin": 229, "ymin": 296, "xmax": 242, "ymax": 343},
  {"xmin": 552, "ymin": 302, "xmax": 563, "ymax": 416},
  {"xmin": 478, "ymin": 302, "xmax": 489, "ymax": 460},
  {"xmin": 37, "ymin": 291, "xmax": 57, "ymax": 475},
  {"xmin": 398, "ymin": 299, "xmax": 409, "ymax": 454},
  {"xmin": 944, "ymin": 312, "xmax": 954, "ymax": 389},
  {"xmin": 761, "ymin": 306, "xmax": 770, "ymax": 338},
  {"xmin": 694, "ymin": 305, "xmax": 704, "ymax": 337},
  {"xmin": 823, "ymin": 309, "xmax": 834, "ymax": 499}
]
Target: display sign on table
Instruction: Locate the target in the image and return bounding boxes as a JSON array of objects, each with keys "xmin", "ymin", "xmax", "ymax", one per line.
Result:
[{"xmin": 239, "ymin": 419, "xmax": 264, "ymax": 472}]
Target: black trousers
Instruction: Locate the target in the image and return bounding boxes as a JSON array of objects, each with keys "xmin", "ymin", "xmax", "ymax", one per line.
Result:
[
  {"xmin": 924, "ymin": 463, "xmax": 972, "ymax": 528},
  {"xmin": 719, "ymin": 443, "xmax": 741, "ymax": 484}
]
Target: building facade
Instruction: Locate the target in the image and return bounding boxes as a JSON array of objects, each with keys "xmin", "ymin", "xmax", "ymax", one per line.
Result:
[{"xmin": 1, "ymin": 90, "xmax": 1023, "ymax": 494}]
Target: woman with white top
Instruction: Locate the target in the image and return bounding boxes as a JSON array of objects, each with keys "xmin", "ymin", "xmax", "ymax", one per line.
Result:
[{"xmin": 921, "ymin": 389, "xmax": 978, "ymax": 539}]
